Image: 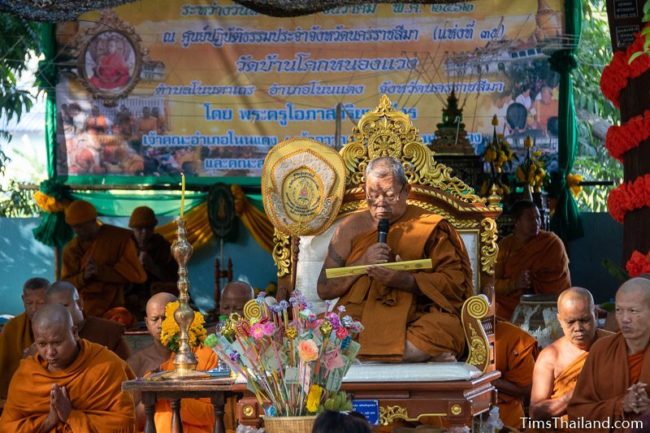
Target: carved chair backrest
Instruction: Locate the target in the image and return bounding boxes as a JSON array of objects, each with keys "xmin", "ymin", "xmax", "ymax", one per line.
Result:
[{"xmin": 272, "ymin": 95, "xmax": 501, "ymax": 372}]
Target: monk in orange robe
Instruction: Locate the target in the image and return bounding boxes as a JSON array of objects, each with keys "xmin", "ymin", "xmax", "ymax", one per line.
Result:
[
  {"xmin": 318, "ymin": 156, "xmax": 473, "ymax": 362},
  {"xmin": 0, "ymin": 304, "xmax": 135, "ymax": 432},
  {"xmin": 46, "ymin": 281, "xmax": 131, "ymax": 360},
  {"xmin": 530, "ymin": 287, "xmax": 611, "ymax": 425},
  {"xmin": 495, "ymin": 200, "xmax": 571, "ymax": 319},
  {"xmin": 567, "ymin": 278, "xmax": 650, "ymax": 432},
  {"xmin": 0, "ymin": 277, "xmax": 49, "ymax": 400},
  {"xmin": 61, "ymin": 200, "xmax": 147, "ymax": 318},
  {"xmin": 494, "ymin": 319, "xmax": 538, "ymax": 428}
]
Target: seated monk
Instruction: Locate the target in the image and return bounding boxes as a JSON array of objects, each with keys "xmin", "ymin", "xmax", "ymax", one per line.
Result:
[
  {"xmin": 46, "ymin": 281, "xmax": 131, "ymax": 360},
  {"xmin": 61, "ymin": 200, "xmax": 147, "ymax": 319},
  {"xmin": 567, "ymin": 277, "xmax": 650, "ymax": 429},
  {"xmin": 129, "ymin": 294, "xmax": 236, "ymax": 433},
  {"xmin": 0, "ymin": 277, "xmax": 48, "ymax": 400},
  {"xmin": 494, "ymin": 318, "xmax": 538, "ymax": 429},
  {"xmin": 317, "ymin": 156, "xmax": 473, "ymax": 362},
  {"xmin": 220, "ymin": 280, "xmax": 254, "ymax": 317},
  {"xmin": 530, "ymin": 287, "xmax": 611, "ymax": 423},
  {"xmin": 127, "ymin": 206, "xmax": 178, "ymax": 319},
  {"xmin": 0, "ymin": 304, "xmax": 135, "ymax": 432},
  {"xmin": 495, "ymin": 200, "xmax": 571, "ymax": 319}
]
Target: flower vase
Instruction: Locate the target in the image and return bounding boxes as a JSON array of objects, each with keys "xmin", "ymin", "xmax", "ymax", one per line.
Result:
[{"xmin": 262, "ymin": 415, "xmax": 317, "ymax": 433}]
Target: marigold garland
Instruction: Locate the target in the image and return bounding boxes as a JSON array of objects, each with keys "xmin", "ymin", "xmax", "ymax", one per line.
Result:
[
  {"xmin": 160, "ymin": 301, "xmax": 207, "ymax": 352},
  {"xmin": 600, "ymin": 23, "xmax": 650, "ymax": 107},
  {"xmin": 566, "ymin": 173, "xmax": 583, "ymax": 197},
  {"xmin": 607, "ymin": 174, "xmax": 650, "ymax": 223},
  {"xmin": 605, "ymin": 109, "xmax": 650, "ymax": 161},
  {"xmin": 626, "ymin": 249, "xmax": 650, "ymax": 277}
]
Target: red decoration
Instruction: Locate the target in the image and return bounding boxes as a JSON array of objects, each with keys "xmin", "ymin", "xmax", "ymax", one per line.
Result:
[
  {"xmin": 626, "ymin": 250, "xmax": 650, "ymax": 277},
  {"xmin": 605, "ymin": 109, "xmax": 650, "ymax": 161},
  {"xmin": 607, "ymin": 174, "xmax": 650, "ymax": 223},
  {"xmin": 600, "ymin": 24, "xmax": 650, "ymax": 107}
]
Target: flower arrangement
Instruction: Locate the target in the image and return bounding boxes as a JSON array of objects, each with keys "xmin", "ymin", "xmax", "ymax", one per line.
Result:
[
  {"xmin": 204, "ymin": 291, "xmax": 363, "ymax": 417},
  {"xmin": 160, "ymin": 301, "xmax": 208, "ymax": 352},
  {"xmin": 515, "ymin": 137, "xmax": 546, "ymax": 193},
  {"xmin": 566, "ymin": 173, "xmax": 583, "ymax": 198},
  {"xmin": 626, "ymin": 250, "xmax": 650, "ymax": 277},
  {"xmin": 607, "ymin": 174, "xmax": 650, "ymax": 223},
  {"xmin": 480, "ymin": 115, "xmax": 516, "ymax": 196},
  {"xmin": 605, "ymin": 109, "xmax": 650, "ymax": 162}
]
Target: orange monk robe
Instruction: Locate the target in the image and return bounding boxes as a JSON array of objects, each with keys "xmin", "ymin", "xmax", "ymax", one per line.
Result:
[
  {"xmin": 154, "ymin": 346, "xmax": 237, "ymax": 433},
  {"xmin": 0, "ymin": 339, "xmax": 136, "ymax": 433},
  {"xmin": 0, "ymin": 313, "xmax": 33, "ymax": 399},
  {"xmin": 495, "ymin": 231, "xmax": 571, "ymax": 319},
  {"xmin": 338, "ymin": 206, "xmax": 473, "ymax": 361},
  {"xmin": 495, "ymin": 320, "xmax": 538, "ymax": 428},
  {"xmin": 62, "ymin": 224, "xmax": 147, "ymax": 317},
  {"xmin": 549, "ymin": 329, "xmax": 611, "ymax": 424},
  {"xmin": 568, "ymin": 333, "xmax": 650, "ymax": 432}
]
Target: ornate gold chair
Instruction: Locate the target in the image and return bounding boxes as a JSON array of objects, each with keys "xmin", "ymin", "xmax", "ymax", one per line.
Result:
[{"xmin": 243, "ymin": 95, "xmax": 502, "ymax": 430}]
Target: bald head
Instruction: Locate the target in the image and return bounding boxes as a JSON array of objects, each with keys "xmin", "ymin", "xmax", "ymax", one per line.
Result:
[
  {"xmin": 32, "ymin": 304, "xmax": 80, "ymax": 371},
  {"xmin": 22, "ymin": 278, "xmax": 48, "ymax": 321},
  {"xmin": 616, "ymin": 278, "xmax": 650, "ymax": 348},
  {"xmin": 220, "ymin": 281, "xmax": 254, "ymax": 317},
  {"xmin": 46, "ymin": 281, "xmax": 84, "ymax": 325},
  {"xmin": 145, "ymin": 292, "xmax": 177, "ymax": 342},
  {"xmin": 617, "ymin": 277, "xmax": 650, "ymax": 305},
  {"xmin": 557, "ymin": 287, "xmax": 597, "ymax": 349}
]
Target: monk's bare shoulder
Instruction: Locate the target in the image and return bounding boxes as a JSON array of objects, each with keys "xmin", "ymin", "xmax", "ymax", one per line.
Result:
[{"xmin": 537, "ymin": 338, "xmax": 561, "ymax": 365}]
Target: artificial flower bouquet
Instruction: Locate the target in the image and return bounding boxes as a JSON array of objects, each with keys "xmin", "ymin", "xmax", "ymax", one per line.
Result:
[
  {"xmin": 515, "ymin": 136, "xmax": 546, "ymax": 193},
  {"xmin": 204, "ymin": 291, "xmax": 363, "ymax": 417}
]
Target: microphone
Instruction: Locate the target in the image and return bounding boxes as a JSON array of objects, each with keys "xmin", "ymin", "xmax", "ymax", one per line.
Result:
[{"xmin": 378, "ymin": 218, "xmax": 390, "ymax": 243}]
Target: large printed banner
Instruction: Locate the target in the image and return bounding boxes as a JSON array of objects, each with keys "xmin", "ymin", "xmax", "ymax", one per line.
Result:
[{"xmin": 55, "ymin": 0, "xmax": 565, "ymax": 181}]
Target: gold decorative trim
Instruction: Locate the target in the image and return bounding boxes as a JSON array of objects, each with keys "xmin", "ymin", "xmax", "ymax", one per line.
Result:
[
  {"xmin": 480, "ymin": 218, "xmax": 499, "ymax": 276},
  {"xmin": 466, "ymin": 324, "xmax": 488, "ymax": 367},
  {"xmin": 450, "ymin": 404, "xmax": 463, "ymax": 416},
  {"xmin": 465, "ymin": 295, "xmax": 489, "ymax": 319},
  {"xmin": 379, "ymin": 405, "xmax": 448, "ymax": 425},
  {"xmin": 461, "ymin": 294, "xmax": 490, "ymax": 372},
  {"xmin": 272, "ymin": 229, "xmax": 291, "ymax": 277},
  {"xmin": 242, "ymin": 405, "xmax": 255, "ymax": 417},
  {"xmin": 340, "ymin": 95, "xmax": 492, "ymax": 207}
]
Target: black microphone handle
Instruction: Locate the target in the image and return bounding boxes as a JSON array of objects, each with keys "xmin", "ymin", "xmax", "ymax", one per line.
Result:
[{"xmin": 378, "ymin": 231, "xmax": 388, "ymax": 243}]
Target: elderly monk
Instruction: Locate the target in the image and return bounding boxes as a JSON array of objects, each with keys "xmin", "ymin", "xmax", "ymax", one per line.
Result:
[
  {"xmin": 0, "ymin": 304, "xmax": 135, "ymax": 432},
  {"xmin": 0, "ymin": 277, "xmax": 49, "ymax": 400},
  {"xmin": 494, "ymin": 319, "xmax": 538, "ymax": 429},
  {"xmin": 62, "ymin": 199, "xmax": 147, "ymax": 318},
  {"xmin": 495, "ymin": 200, "xmax": 571, "ymax": 319},
  {"xmin": 220, "ymin": 280, "xmax": 254, "ymax": 317},
  {"xmin": 127, "ymin": 206, "xmax": 178, "ymax": 319},
  {"xmin": 47, "ymin": 281, "xmax": 131, "ymax": 360},
  {"xmin": 318, "ymin": 156, "xmax": 473, "ymax": 362},
  {"xmin": 530, "ymin": 287, "xmax": 611, "ymax": 422},
  {"xmin": 567, "ymin": 278, "xmax": 650, "ymax": 431}
]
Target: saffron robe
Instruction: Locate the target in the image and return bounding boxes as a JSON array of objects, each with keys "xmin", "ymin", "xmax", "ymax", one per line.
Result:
[
  {"xmin": 62, "ymin": 224, "xmax": 147, "ymax": 317},
  {"xmin": 568, "ymin": 333, "xmax": 650, "ymax": 432},
  {"xmin": 0, "ymin": 313, "xmax": 32, "ymax": 399},
  {"xmin": 90, "ymin": 52, "xmax": 130, "ymax": 90},
  {"xmin": 0, "ymin": 339, "xmax": 136, "ymax": 433},
  {"xmin": 495, "ymin": 230, "xmax": 571, "ymax": 319},
  {"xmin": 79, "ymin": 316, "xmax": 131, "ymax": 360},
  {"xmin": 337, "ymin": 206, "xmax": 473, "ymax": 361},
  {"xmin": 154, "ymin": 346, "xmax": 236, "ymax": 433},
  {"xmin": 495, "ymin": 320, "xmax": 538, "ymax": 428}
]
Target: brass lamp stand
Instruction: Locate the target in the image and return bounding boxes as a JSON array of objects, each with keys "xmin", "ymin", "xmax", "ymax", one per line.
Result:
[{"xmin": 150, "ymin": 217, "xmax": 209, "ymax": 380}]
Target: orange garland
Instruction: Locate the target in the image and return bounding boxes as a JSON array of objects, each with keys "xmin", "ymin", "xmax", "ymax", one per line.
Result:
[{"xmin": 607, "ymin": 174, "xmax": 650, "ymax": 223}]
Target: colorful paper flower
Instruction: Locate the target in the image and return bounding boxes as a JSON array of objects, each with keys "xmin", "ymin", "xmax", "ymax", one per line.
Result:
[{"xmin": 298, "ymin": 339, "xmax": 319, "ymax": 362}]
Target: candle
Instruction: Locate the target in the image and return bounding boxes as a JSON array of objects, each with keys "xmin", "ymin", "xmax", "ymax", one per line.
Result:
[{"xmin": 180, "ymin": 173, "xmax": 186, "ymax": 219}]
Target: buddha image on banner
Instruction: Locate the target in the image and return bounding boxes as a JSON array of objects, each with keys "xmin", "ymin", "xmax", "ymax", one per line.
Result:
[{"xmin": 54, "ymin": 0, "xmax": 564, "ymax": 182}]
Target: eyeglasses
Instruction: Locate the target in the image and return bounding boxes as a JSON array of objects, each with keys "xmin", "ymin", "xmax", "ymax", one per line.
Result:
[{"xmin": 366, "ymin": 185, "xmax": 405, "ymax": 204}]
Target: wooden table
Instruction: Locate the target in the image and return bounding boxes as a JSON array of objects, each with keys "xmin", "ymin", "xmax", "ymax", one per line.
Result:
[{"xmin": 122, "ymin": 377, "xmax": 236, "ymax": 433}]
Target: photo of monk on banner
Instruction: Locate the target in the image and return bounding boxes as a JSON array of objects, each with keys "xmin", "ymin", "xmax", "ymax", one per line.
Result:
[{"xmin": 85, "ymin": 31, "xmax": 135, "ymax": 92}]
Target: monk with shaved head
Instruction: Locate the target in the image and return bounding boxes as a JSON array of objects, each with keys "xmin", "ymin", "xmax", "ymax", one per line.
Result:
[
  {"xmin": 0, "ymin": 304, "xmax": 135, "ymax": 432},
  {"xmin": 530, "ymin": 287, "xmax": 611, "ymax": 422},
  {"xmin": 47, "ymin": 281, "xmax": 131, "ymax": 360},
  {"xmin": 568, "ymin": 277, "xmax": 650, "ymax": 429},
  {"xmin": 220, "ymin": 281, "xmax": 254, "ymax": 317}
]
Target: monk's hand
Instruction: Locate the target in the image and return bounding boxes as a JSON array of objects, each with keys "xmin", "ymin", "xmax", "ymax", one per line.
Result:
[
  {"xmin": 367, "ymin": 266, "xmax": 417, "ymax": 292},
  {"xmin": 84, "ymin": 258, "xmax": 98, "ymax": 280},
  {"xmin": 514, "ymin": 270, "xmax": 532, "ymax": 291},
  {"xmin": 623, "ymin": 385, "xmax": 643, "ymax": 414},
  {"xmin": 634, "ymin": 383, "xmax": 650, "ymax": 413},
  {"xmin": 52, "ymin": 384, "xmax": 72, "ymax": 422},
  {"xmin": 361, "ymin": 243, "xmax": 392, "ymax": 265}
]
